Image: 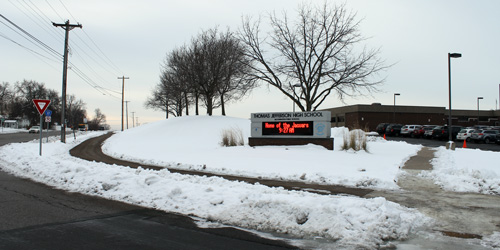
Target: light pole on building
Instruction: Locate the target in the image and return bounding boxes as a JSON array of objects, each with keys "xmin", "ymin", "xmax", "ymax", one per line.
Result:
[
  {"xmin": 393, "ymin": 93, "xmax": 400, "ymax": 123},
  {"xmin": 447, "ymin": 52, "xmax": 462, "ymax": 144},
  {"xmin": 292, "ymin": 83, "xmax": 301, "ymax": 113},
  {"xmin": 477, "ymin": 97, "xmax": 483, "ymax": 125}
]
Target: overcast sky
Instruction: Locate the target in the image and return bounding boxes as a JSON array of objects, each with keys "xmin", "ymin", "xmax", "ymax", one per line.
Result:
[{"xmin": 1, "ymin": 0, "xmax": 500, "ymax": 129}]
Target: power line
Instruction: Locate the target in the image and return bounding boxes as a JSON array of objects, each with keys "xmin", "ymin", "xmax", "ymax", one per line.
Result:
[
  {"xmin": 48, "ymin": 1, "xmax": 124, "ymax": 82},
  {"xmin": 22, "ymin": 0, "xmax": 63, "ymax": 40},
  {"xmin": 45, "ymin": 0, "xmax": 64, "ymax": 21},
  {"xmin": 3, "ymin": 1, "xmax": 125, "ymax": 100},
  {"xmin": 58, "ymin": 0, "xmax": 78, "ymax": 23},
  {"xmin": 0, "ymin": 13, "xmax": 113, "ymax": 96},
  {"xmin": 0, "ymin": 31, "xmax": 61, "ymax": 70},
  {"xmin": 8, "ymin": 0, "xmax": 62, "ymax": 43},
  {"xmin": 54, "ymin": 0, "xmax": 124, "ymax": 77},
  {"xmin": 0, "ymin": 14, "xmax": 62, "ymax": 60}
]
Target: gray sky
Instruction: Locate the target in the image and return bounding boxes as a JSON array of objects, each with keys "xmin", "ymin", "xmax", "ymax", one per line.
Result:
[{"xmin": 2, "ymin": 0, "xmax": 500, "ymax": 129}]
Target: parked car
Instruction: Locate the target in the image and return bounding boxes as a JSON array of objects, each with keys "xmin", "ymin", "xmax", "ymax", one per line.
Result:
[
  {"xmin": 432, "ymin": 125, "xmax": 463, "ymax": 140},
  {"xmin": 28, "ymin": 125, "xmax": 40, "ymax": 134},
  {"xmin": 385, "ymin": 124, "xmax": 403, "ymax": 136},
  {"xmin": 400, "ymin": 125, "xmax": 421, "ymax": 137},
  {"xmin": 496, "ymin": 133, "xmax": 500, "ymax": 145},
  {"xmin": 456, "ymin": 128, "xmax": 476, "ymax": 142},
  {"xmin": 376, "ymin": 123, "xmax": 390, "ymax": 135},
  {"xmin": 470, "ymin": 129, "xmax": 499, "ymax": 144},
  {"xmin": 422, "ymin": 126, "xmax": 438, "ymax": 139}
]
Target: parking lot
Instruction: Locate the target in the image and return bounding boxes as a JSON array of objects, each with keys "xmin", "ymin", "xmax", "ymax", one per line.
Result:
[
  {"xmin": 383, "ymin": 134, "xmax": 500, "ymax": 152},
  {"xmin": 375, "ymin": 123, "xmax": 500, "ymax": 152}
]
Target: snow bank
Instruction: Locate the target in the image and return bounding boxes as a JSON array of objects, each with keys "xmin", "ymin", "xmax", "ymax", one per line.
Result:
[
  {"xmin": 0, "ymin": 132, "xmax": 430, "ymax": 248},
  {"xmin": 422, "ymin": 147, "xmax": 500, "ymax": 195},
  {"xmin": 103, "ymin": 116, "xmax": 421, "ymax": 190}
]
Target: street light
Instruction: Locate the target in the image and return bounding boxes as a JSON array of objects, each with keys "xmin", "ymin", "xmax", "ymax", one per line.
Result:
[
  {"xmin": 393, "ymin": 93, "xmax": 400, "ymax": 123},
  {"xmin": 477, "ymin": 97, "xmax": 483, "ymax": 125},
  {"xmin": 292, "ymin": 83, "xmax": 301, "ymax": 112},
  {"xmin": 447, "ymin": 52, "xmax": 462, "ymax": 146}
]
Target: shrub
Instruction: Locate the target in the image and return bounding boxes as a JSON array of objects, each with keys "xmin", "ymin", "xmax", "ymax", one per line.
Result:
[
  {"xmin": 341, "ymin": 129, "xmax": 368, "ymax": 152},
  {"xmin": 220, "ymin": 128, "xmax": 244, "ymax": 147}
]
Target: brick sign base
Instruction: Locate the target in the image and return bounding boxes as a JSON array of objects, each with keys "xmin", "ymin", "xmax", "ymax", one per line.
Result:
[{"xmin": 249, "ymin": 137, "xmax": 334, "ymax": 150}]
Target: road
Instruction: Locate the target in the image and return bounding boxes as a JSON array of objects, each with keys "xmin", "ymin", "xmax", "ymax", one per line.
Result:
[
  {"xmin": 0, "ymin": 132, "xmax": 296, "ymax": 250},
  {"xmin": 0, "ymin": 130, "xmax": 60, "ymax": 146}
]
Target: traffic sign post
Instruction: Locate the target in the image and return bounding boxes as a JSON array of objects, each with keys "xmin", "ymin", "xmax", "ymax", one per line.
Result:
[
  {"xmin": 45, "ymin": 110, "xmax": 52, "ymax": 143},
  {"xmin": 33, "ymin": 99, "xmax": 51, "ymax": 156}
]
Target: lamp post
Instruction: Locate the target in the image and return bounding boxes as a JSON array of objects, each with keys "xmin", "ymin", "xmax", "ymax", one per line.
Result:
[
  {"xmin": 393, "ymin": 93, "xmax": 400, "ymax": 123},
  {"xmin": 292, "ymin": 83, "xmax": 301, "ymax": 112},
  {"xmin": 447, "ymin": 52, "xmax": 462, "ymax": 146},
  {"xmin": 477, "ymin": 97, "xmax": 483, "ymax": 125}
]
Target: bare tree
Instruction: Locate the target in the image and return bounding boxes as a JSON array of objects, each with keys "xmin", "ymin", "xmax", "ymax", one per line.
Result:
[
  {"xmin": 66, "ymin": 94, "xmax": 86, "ymax": 129},
  {"xmin": 239, "ymin": 2, "xmax": 387, "ymax": 111},
  {"xmin": 88, "ymin": 108, "xmax": 108, "ymax": 130},
  {"xmin": 188, "ymin": 30, "xmax": 223, "ymax": 116},
  {"xmin": 13, "ymin": 80, "xmax": 49, "ymax": 125},
  {"xmin": 145, "ymin": 69, "xmax": 188, "ymax": 117},
  {"xmin": 0, "ymin": 82, "xmax": 11, "ymax": 116},
  {"xmin": 149, "ymin": 28, "xmax": 257, "ymax": 116},
  {"xmin": 167, "ymin": 48, "xmax": 197, "ymax": 116},
  {"xmin": 215, "ymin": 30, "xmax": 256, "ymax": 116}
]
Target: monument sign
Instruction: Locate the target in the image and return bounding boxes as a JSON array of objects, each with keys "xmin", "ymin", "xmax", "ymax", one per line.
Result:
[{"xmin": 249, "ymin": 111, "xmax": 333, "ymax": 150}]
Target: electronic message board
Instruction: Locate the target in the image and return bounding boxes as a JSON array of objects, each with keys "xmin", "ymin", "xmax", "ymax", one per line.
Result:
[
  {"xmin": 262, "ymin": 121, "xmax": 314, "ymax": 136},
  {"xmin": 250, "ymin": 111, "xmax": 331, "ymax": 138}
]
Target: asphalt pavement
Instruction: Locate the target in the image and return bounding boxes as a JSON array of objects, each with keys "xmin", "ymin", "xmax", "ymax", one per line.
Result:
[{"xmin": 0, "ymin": 132, "xmax": 297, "ymax": 250}]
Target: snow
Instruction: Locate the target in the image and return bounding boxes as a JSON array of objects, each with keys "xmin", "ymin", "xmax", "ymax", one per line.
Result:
[
  {"xmin": 0, "ymin": 115, "xmax": 499, "ymax": 248},
  {"xmin": 421, "ymin": 147, "xmax": 500, "ymax": 195},
  {"xmin": 0, "ymin": 127, "xmax": 27, "ymax": 134},
  {"xmin": 103, "ymin": 116, "xmax": 421, "ymax": 190}
]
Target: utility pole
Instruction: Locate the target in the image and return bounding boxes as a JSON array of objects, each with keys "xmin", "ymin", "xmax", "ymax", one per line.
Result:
[
  {"xmin": 125, "ymin": 101, "xmax": 130, "ymax": 129},
  {"xmin": 117, "ymin": 76, "xmax": 129, "ymax": 131},
  {"xmin": 53, "ymin": 20, "xmax": 82, "ymax": 143},
  {"xmin": 131, "ymin": 112, "xmax": 135, "ymax": 127}
]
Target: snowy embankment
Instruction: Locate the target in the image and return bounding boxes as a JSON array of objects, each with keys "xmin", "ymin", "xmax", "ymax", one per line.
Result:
[
  {"xmin": 421, "ymin": 147, "xmax": 500, "ymax": 195},
  {"xmin": 103, "ymin": 116, "xmax": 421, "ymax": 190},
  {"xmin": 0, "ymin": 116, "xmax": 432, "ymax": 248}
]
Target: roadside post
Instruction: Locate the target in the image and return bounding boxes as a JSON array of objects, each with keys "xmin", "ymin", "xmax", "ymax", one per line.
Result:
[
  {"xmin": 1, "ymin": 117, "xmax": 4, "ymax": 132},
  {"xmin": 45, "ymin": 110, "xmax": 52, "ymax": 142},
  {"xmin": 33, "ymin": 99, "xmax": 51, "ymax": 156}
]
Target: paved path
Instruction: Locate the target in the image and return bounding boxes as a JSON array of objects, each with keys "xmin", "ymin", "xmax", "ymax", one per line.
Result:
[{"xmin": 367, "ymin": 147, "xmax": 500, "ymax": 239}]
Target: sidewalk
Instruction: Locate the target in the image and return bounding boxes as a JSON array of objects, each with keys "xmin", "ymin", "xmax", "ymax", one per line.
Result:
[{"xmin": 368, "ymin": 146, "xmax": 500, "ymax": 240}]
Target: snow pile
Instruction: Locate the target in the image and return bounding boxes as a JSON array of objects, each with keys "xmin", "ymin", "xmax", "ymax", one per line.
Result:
[
  {"xmin": 103, "ymin": 116, "xmax": 421, "ymax": 190},
  {"xmin": 0, "ymin": 132, "xmax": 429, "ymax": 248},
  {"xmin": 421, "ymin": 147, "xmax": 500, "ymax": 195},
  {"xmin": 0, "ymin": 127, "xmax": 27, "ymax": 134}
]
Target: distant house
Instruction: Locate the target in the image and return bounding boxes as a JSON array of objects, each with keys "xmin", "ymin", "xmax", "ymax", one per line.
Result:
[
  {"xmin": 4, "ymin": 120, "xmax": 19, "ymax": 129},
  {"xmin": 1, "ymin": 117, "xmax": 30, "ymax": 129}
]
